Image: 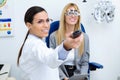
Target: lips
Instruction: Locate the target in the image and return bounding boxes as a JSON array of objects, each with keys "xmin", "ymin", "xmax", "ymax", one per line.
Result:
[
  {"xmin": 71, "ymin": 18, "xmax": 76, "ymax": 21},
  {"xmin": 69, "ymin": 18, "xmax": 77, "ymax": 22},
  {"xmin": 41, "ymin": 29, "xmax": 49, "ymax": 33}
]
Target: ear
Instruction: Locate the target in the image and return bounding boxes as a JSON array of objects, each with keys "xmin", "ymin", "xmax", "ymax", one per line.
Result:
[{"xmin": 26, "ymin": 22, "xmax": 32, "ymax": 30}]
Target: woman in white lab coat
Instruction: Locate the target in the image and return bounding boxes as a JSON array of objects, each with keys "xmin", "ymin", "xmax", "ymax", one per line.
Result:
[{"xmin": 17, "ymin": 6, "xmax": 83, "ymax": 80}]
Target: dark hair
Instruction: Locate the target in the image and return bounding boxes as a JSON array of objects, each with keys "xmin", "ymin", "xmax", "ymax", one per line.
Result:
[
  {"xmin": 24, "ymin": 6, "xmax": 46, "ymax": 24},
  {"xmin": 17, "ymin": 6, "xmax": 46, "ymax": 65}
]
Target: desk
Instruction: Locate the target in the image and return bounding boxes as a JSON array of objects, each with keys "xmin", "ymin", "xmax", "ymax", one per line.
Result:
[{"xmin": 0, "ymin": 64, "xmax": 11, "ymax": 80}]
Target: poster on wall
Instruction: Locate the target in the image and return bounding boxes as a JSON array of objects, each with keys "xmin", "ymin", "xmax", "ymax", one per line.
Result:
[{"xmin": 0, "ymin": 0, "xmax": 14, "ymax": 37}]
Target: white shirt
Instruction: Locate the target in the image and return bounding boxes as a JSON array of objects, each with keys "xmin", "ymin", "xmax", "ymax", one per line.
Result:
[
  {"xmin": 64, "ymin": 49, "xmax": 75, "ymax": 65},
  {"xmin": 19, "ymin": 34, "xmax": 69, "ymax": 80}
]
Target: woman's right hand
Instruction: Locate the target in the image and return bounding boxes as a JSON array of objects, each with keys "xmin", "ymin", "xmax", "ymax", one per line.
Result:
[{"xmin": 63, "ymin": 33, "xmax": 83, "ymax": 51}]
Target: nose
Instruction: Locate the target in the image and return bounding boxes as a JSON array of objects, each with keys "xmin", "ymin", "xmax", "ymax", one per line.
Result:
[
  {"xmin": 44, "ymin": 21, "xmax": 49, "ymax": 28},
  {"xmin": 70, "ymin": 14, "xmax": 76, "ymax": 17}
]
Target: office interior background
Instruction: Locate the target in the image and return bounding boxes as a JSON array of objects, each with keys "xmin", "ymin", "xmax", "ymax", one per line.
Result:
[{"xmin": 0, "ymin": 0, "xmax": 120, "ymax": 80}]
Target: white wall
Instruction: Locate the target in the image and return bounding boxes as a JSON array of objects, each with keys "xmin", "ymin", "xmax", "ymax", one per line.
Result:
[{"xmin": 0, "ymin": 0, "xmax": 120, "ymax": 80}]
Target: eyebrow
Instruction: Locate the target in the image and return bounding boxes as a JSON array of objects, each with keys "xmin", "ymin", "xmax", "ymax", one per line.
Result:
[
  {"xmin": 34, "ymin": 18, "xmax": 49, "ymax": 21},
  {"xmin": 67, "ymin": 9, "xmax": 78, "ymax": 11}
]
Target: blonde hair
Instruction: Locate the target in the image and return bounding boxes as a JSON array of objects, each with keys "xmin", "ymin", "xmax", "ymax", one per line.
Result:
[{"xmin": 56, "ymin": 3, "xmax": 84, "ymax": 56}]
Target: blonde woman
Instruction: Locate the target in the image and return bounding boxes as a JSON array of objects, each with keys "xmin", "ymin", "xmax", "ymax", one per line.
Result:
[{"xmin": 49, "ymin": 3, "xmax": 90, "ymax": 80}]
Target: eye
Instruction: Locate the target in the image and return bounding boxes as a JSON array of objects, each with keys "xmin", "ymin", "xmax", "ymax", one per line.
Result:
[
  {"xmin": 70, "ymin": 10, "xmax": 73, "ymax": 12},
  {"xmin": 47, "ymin": 18, "xmax": 53, "ymax": 23},
  {"xmin": 46, "ymin": 19, "xmax": 50, "ymax": 23},
  {"xmin": 69, "ymin": 12, "xmax": 72, "ymax": 15},
  {"xmin": 38, "ymin": 20, "xmax": 44, "ymax": 23},
  {"xmin": 74, "ymin": 12, "xmax": 78, "ymax": 15}
]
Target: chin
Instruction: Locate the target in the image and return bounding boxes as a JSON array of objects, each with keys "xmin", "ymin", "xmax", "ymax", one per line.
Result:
[{"xmin": 44, "ymin": 34, "xmax": 48, "ymax": 37}]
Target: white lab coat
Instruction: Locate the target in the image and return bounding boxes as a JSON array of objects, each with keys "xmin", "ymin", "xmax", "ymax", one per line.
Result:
[{"xmin": 19, "ymin": 34, "xmax": 68, "ymax": 80}]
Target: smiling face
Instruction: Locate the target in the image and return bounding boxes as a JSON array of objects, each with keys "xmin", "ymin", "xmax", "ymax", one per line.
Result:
[
  {"xmin": 65, "ymin": 7, "xmax": 79, "ymax": 26},
  {"xmin": 27, "ymin": 11, "xmax": 50, "ymax": 38}
]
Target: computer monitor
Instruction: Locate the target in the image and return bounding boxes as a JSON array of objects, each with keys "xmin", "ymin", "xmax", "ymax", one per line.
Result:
[{"xmin": 0, "ymin": 64, "xmax": 4, "ymax": 71}]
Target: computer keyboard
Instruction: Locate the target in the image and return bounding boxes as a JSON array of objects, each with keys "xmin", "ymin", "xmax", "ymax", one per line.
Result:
[{"xmin": 0, "ymin": 64, "xmax": 4, "ymax": 71}]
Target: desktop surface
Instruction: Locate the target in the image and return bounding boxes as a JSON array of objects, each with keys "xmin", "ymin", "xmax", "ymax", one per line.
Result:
[{"xmin": 0, "ymin": 64, "xmax": 11, "ymax": 80}]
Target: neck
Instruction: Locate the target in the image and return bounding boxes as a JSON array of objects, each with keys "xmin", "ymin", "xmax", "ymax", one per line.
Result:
[
  {"xmin": 65, "ymin": 24, "xmax": 75, "ymax": 33},
  {"xmin": 65, "ymin": 24, "xmax": 75, "ymax": 37}
]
